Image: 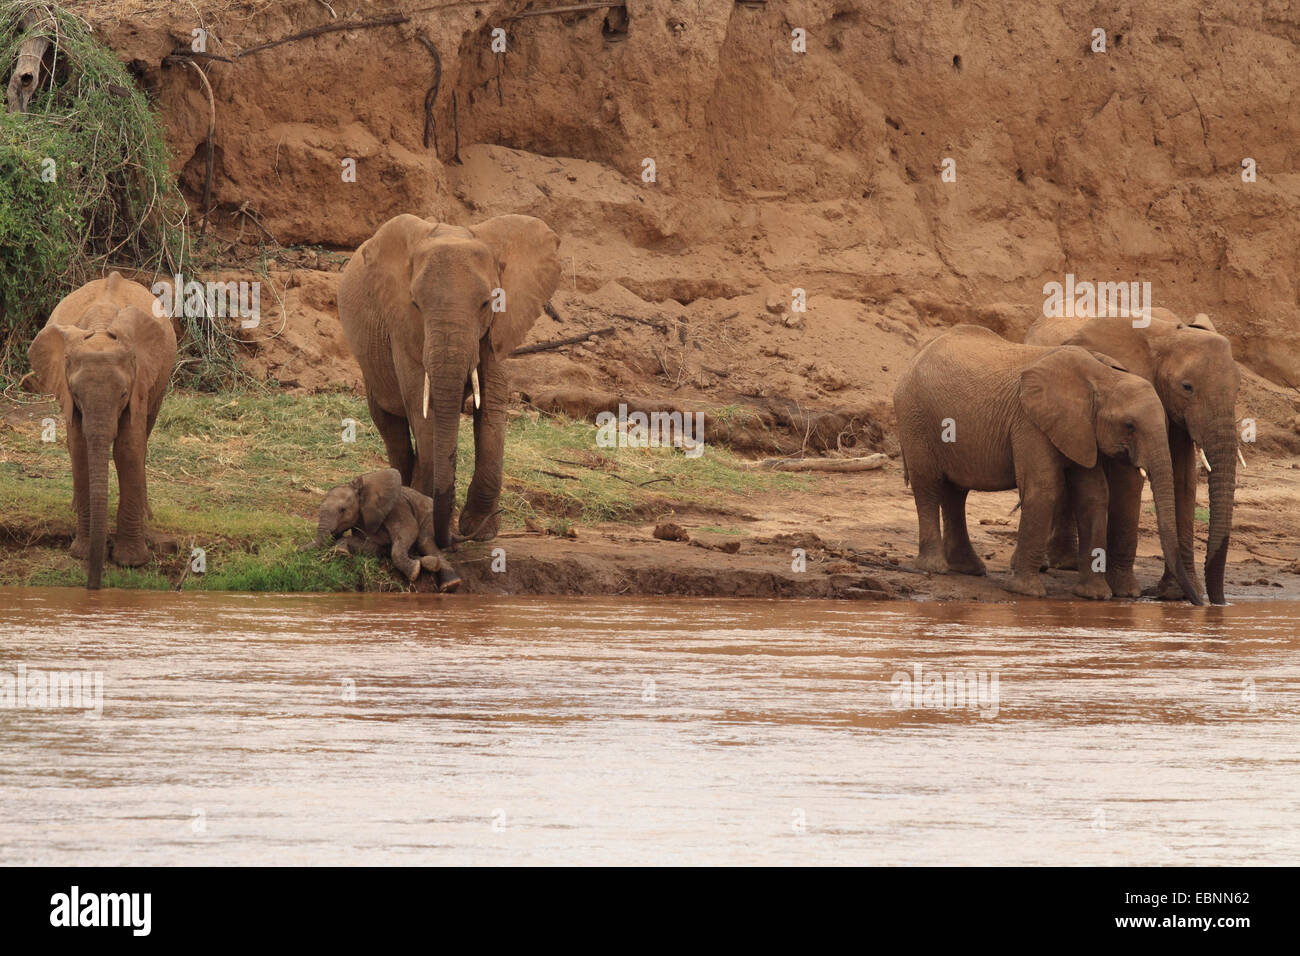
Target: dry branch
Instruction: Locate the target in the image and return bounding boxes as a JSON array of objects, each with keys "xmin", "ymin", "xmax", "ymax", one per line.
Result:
[
  {"xmin": 739, "ymin": 454, "xmax": 889, "ymax": 473},
  {"xmin": 511, "ymin": 327, "xmax": 614, "ymax": 356}
]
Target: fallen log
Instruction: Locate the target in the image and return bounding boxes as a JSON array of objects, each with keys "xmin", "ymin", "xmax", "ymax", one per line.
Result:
[
  {"xmin": 739, "ymin": 454, "xmax": 889, "ymax": 473},
  {"xmin": 511, "ymin": 327, "xmax": 614, "ymax": 356}
]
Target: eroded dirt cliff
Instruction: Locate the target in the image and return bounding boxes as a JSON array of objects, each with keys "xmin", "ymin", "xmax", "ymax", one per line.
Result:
[{"xmin": 72, "ymin": 0, "xmax": 1300, "ymax": 451}]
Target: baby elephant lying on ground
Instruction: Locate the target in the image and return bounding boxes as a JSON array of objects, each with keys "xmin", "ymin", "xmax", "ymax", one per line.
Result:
[{"xmin": 303, "ymin": 468, "xmax": 461, "ymax": 591}]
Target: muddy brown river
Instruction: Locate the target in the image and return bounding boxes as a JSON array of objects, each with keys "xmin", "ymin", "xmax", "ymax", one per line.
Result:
[{"xmin": 0, "ymin": 588, "xmax": 1297, "ymax": 865}]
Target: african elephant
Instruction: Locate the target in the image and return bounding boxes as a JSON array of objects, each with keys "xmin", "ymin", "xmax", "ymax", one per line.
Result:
[
  {"xmin": 6, "ymin": 11, "xmax": 52, "ymax": 114},
  {"xmin": 302, "ymin": 468, "xmax": 459, "ymax": 590},
  {"xmin": 28, "ymin": 272, "xmax": 177, "ymax": 589},
  {"xmin": 337, "ymin": 214, "xmax": 561, "ymax": 576},
  {"xmin": 1025, "ymin": 309, "xmax": 1239, "ymax": 604},
  {"xmin": 893, "ymin": 325, "xmax": 1201, "ymax": 604}
]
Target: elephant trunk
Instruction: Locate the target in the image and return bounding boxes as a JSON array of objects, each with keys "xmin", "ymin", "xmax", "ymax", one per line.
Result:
[
  {"xmin": 428, "ymin": 371, "xmax": 466, "ymax": 550},
  {"xmin": 85, "ymin": 437, "xmax": 111, "ymax": 590},
  {"xmin": 302, "ymin": 516, "xmax": 336, "ymax": 551},
  {"xmin": 1202, "ymin": 421, "xmax": 1238, "ymax": 606},
  {"xmin": 1145, "ymin": 456, "xmax": 1203, "ymax": 606}
]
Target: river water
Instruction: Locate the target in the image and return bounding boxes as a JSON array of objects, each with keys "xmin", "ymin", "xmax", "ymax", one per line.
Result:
[{"xmin": 0, "ymin": 588, "xmax": 1296, "ymax": 865}]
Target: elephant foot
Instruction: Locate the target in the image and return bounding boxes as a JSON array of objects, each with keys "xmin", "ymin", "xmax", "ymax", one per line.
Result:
[
  {"xmin": 1072, "ymin": 576, "xmax": 1112, "ymax": 601},
  {"xmin": 915, "ymin": 552, "xmax": 948, "ymax": 574},
  {"xmin": 1146, "ymin": 572, "xmax": 1203, "ymax": 603},
  {"xmin": 1004, "ymin": 573, "xmax": 1047, "ymax": 598},
  {"xmin": 111, "ymin": 536, "xmax": 150, "ymax": 567},
  {"xmin": 945, "ymin": 553, "xmax": 987, "ymax": 576},
  {"xmin": 70, "ymin": 535, "xmax": 90, "ymax": 560},
  {"xmin": 1106, "ymin": 568, "xmax": 1141, "ymax": 598},
  {"xmin": 435, "ymin": 564, "xmax": 462, "ymax": 593},
  {"xmin": 457, "ymin": 507, "xmax": 500, "ymax": 542}
]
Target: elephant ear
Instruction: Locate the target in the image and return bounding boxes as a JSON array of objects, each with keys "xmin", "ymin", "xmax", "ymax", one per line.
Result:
[
  {"xmin": 1019, "ymin": 347, "xmax": 1099, "ymax": 468},
  {"xmin": 355, "ymin": 468, "xmax": 402, "ymax": 535},
  {"xmin": 1086, "ymin": 349, "xmax": 1129, "ymax": 374},
  {"xmin": 108, "ymin": 305, "xmax": 175, "ymax": 425},
  {"xmin": 27, "ymin": 323, "xmax": 75, "ymax": 416},
  {"xmin": 468, "ymin": 215, "xmax": 562, "ymax": 358}
]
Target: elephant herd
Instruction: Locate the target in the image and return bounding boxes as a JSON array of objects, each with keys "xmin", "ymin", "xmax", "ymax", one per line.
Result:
[{"xmin": 24, "ymin": 211, "xmax": 1241, "ymax": 606}]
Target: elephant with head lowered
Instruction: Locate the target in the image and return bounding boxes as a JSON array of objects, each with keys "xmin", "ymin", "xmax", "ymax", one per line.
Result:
[
  {"xmin": 337, "ymin": 213, "xmax": 561, "ymax": 580},
  {"xmin": 27, "ymin": 272, "xmax": 177, "ymax": 589},
  {"xmin": 1025, "ymin": 309, "xmax": 1239, "ymax": 604},
  {"xmin": 893, "ymin": 325, "xmax": 1201, "ymax": 604}
]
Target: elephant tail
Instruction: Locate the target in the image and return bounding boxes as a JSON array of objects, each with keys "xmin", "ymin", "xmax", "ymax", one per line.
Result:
[{"xmin": 900, "ymin": 450, "xmax": 910, "ymax": 488}]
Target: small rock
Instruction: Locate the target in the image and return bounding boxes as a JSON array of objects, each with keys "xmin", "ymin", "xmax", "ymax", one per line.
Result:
[
  {"xmin": 653, "ymin": 522, "xmax": 690, "ymax": 542},
  {"xmin": 783, "ymin": 312, "xmax": 803, "ymax": 328},
  {"xmin": 765, "ymin": 297, "xmax": 785, "ymax": 315}
]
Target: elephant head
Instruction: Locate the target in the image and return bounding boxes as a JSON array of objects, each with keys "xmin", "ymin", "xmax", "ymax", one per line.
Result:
[
  {"xmin": 6, "ymin": 12, "xmax": 52, "ymax": 114},
  {"xmin": 399, "ymin": 215, "xmax": 561, "ymax": 546},
  {"xmin": 305, "ymin": 468, "xmax": 402, "ymax": 548},
  {"xmin": 28, "ymin": 305, "xmax": 170, "ymax": 589},
  {"xmin": 1020, "ymin": 346, "xmax": 1203, "ymax": 605}
]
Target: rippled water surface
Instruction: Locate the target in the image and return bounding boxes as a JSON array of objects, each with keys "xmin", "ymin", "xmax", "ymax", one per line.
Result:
[{"xmin": 1, "ymin": 588, "xmax": 1297, "ymax": 865}]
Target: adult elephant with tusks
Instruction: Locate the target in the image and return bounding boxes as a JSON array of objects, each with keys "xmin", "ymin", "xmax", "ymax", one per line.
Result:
[
  {"xmin": 337, "ymin": 213, "xmax": 561, "ymax": 584},
  {"xmin": 1025, "ymin": 309, "xmax": 1240, "ymax": 605}
]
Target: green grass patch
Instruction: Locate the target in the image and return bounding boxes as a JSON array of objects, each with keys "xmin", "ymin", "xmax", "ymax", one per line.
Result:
[{"xmin": 0, "ymin": 392, "xmax": 806, "ymax": 591}]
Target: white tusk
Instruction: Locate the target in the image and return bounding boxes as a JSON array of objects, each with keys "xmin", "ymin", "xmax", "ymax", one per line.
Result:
[
  {"xmin": 422, "ymin": 373, "xmax": 430, "ymax": 419},
  {"xmin": 471, "ymin": 368, "xmax": 481, "ymax": 410},
  {"xmin": 1237, "ymin": 446, "xmax": 1247, "ymax": 469},
  {"xmin": 1198, "ymin": 447, "xmax": 1211, "ymax": 472},
  {"xmin": 1138, "ymin": 467, "xmax": 1147, "ymax": 481}
]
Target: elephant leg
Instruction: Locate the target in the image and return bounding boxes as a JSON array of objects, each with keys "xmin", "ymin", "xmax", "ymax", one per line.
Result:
[
  {"xmin": 1153, "ymin": 426, "xmax": 1201, "ymax": 600},
  {"xmin": 1103, "ymin": 460, "xmax": 1143, "ymax": 598},
  {"xmin": 459, "ymin": 347, "xmax": 507, "ymax": 541},
  {"xmin": 388, "ymin": 523, "xmax": 421, "ymax": 582},
  {"xmin": 1070, "ymin": 464, "xmax": 1111, "ymax": 600},
  {"xmin": 67, "ymin": 417, "xmax": 91, "ymax": 559},
  {"xmin": 909, "ymin": 468, "xmax": 947, "ymax": 574},
  {"xmin": 940, "ymin": 481, "xmax": 985, "ymax": 575},
  {"xmin": 1045, "ymin": 481, "xmax": 1078, "ymax": 570},
  {"xmin": 367, "ymin": 390, "xmax": 416, "ymax": 487},
  {"xmin": 110, "ymin": 429, "xmax": 149, "ymax": 567},
  {"xmin": 1008, "ymin": 473, "xmax": 1060, "ymax": 598}
]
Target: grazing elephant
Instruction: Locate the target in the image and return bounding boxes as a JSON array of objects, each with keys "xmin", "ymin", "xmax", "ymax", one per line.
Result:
[
  {"xmin": 303, "ymin": 468, "xmax": 460, "ymax": 590},
  {"xmin": 337, "ymin": 214, "xmax": 561, "ymax": 571},
  {"xmin": 28, "ymin": 272, "xmax": 177, "ymax": 589},
  {"xmin": 1025, "ymin": 309, "xmax": 1239, "ymax": 604},
  {"xmin": 5, "ymin": 11, "xmax": 53, "ymax": 114},
  {"xmin": 893, "ymin": 325, "xmax": 1201, "ymax": 604}
]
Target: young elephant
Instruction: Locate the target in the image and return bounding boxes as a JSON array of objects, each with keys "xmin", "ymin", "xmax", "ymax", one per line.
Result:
[
  {"xmin": 893, "ymin": 325, "xmax": 1201, "ymax": 604},
  {"xmin": 304, "ymin": 468, "xmax": 461, "ymax": 591},
  {"xmin": 27, "ymin": 272, "xmax": 177, "ymax": 589}
]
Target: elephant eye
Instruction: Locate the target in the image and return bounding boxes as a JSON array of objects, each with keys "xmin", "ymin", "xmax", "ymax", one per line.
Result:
[
  {"xmin": 1123, "ymin": 419, "xmax": 1137, "ymax": 432},
  {"xmin": 1182, "ymin": 381, "xmax": 1194, "ymax": 393}
]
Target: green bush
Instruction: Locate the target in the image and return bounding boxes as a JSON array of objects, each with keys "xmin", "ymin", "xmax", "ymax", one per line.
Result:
[{"xmin": 0, "ymin": 1, "xmax": 235, "ymax": 385}]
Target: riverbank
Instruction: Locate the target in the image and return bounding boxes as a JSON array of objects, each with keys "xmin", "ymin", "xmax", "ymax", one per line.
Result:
[{"xmin": 3, "ymin": 391, "xmax": 1300, "ymax": 602}]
